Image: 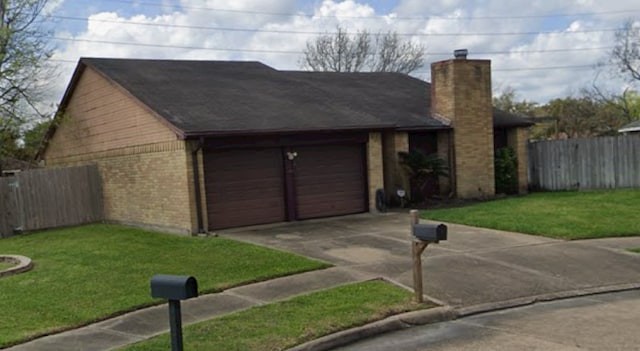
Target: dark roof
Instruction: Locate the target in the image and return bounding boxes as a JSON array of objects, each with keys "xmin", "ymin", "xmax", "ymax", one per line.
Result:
[
  {"xmin": 493, "ymin": 108, "xmax": 535, "ymax": 128},
  {"xmin": 619, "ymin": 120, "xmax": 640, "ymax": 133},
  {"xmin": 0, "ymin": 157, "xmax": 39, "ymax": 172},
  {"xmin": 59, "ymin": 58, "xmax": 531, "ymax": 138}
]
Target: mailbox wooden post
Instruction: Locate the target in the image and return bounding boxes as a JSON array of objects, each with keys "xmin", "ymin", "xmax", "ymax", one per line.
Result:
[
  {"xmin": 410, "ymin": 210, "xmax": 428, "ymax": 303},
  {"xmin": 410, "ymin": 210, "xmax": 447, "ymax": 303}
]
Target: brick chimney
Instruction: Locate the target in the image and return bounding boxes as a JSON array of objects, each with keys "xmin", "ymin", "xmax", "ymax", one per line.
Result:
[{"xmin": 431, "ymin": 50, "xmax": 495, "ymax": 198}]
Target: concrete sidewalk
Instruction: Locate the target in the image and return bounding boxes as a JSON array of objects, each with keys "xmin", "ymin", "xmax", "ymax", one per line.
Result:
[
  {"xmin": 5, "ymin": 267, "xmax": 374, "ymax": 351},
  {"xmin": 6, "ymin": 212, "xmax": 640, "ymax": 350}
]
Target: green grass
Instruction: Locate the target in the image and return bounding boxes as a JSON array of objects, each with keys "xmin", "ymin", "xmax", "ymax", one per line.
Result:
[
  {"xmin": 121, "ymin": 280, "xmax": 427, "ymax": 351},
  {"xmin": 422, "ymin": 190, "xmax": 640, "ymax": 240},
  {"xmin": 629, "ymin": 248, "xmax": 640, "ymax": 253},
  {"xmin": 0, "ymin": 261, "xmax": 15, "ymax": 270},
  {"xmin": 0, "ymin": 224, "xmax": 329, "ymax": 347}
]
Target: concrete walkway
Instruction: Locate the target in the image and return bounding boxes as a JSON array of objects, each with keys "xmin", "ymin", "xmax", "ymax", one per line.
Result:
[{"xmin": 6, "ymin": 212, "xmax": 640, "ymax": 350}]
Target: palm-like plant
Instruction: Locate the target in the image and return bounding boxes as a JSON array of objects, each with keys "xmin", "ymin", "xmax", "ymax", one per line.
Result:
[{"xmin": 398, "ymin": 150, "xmax": 448, "ymax": 203}]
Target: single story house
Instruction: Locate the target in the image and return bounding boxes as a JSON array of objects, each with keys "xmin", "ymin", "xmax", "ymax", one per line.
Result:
[{"xmin": 40, "ymin": 52, "xmax": 533, "ymax": 234}]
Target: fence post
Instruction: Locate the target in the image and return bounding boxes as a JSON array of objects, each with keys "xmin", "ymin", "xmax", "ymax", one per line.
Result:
[
  {"xmin": 0, "ymin": 179, "xmax": 9, "ymax": 237},
  {"xmin": 10, "ymin": 177, "xmax": 24, "ymax": 234}
]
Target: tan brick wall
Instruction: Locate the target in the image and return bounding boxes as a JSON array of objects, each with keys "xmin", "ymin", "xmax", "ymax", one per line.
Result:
[
  {"xmin": 367, "ymin": 132, "xmax": 384, "ymax": 212},
  {"xmin": 508, "ymin": 127, "xmax": 530, "ymax": 194},
  {"xmin": 41, "ymin": 66, "xmax": 200, "ymax": 234},
  {"xmin": 46, "ymin": 141, "xmax": 195, "ymax": 234},
  {"xmin": 431, "ymin": 59, "xmax": 495, "ymax": 198},
  {"xmin": 43, "ymin": 66, "xmax": 177, "ymax": 160},
  {"xmin": 382, "ymin": 131, "xmax": 409, "ymax": 205}
]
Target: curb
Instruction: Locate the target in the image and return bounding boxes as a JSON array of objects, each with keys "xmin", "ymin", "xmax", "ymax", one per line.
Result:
[
  {"xmin": 287, "ymin": 283, "xmax": 640, "ymax": 351},
  {"xmin": 455, "ymin": 282, "xmax": 640, "ymax": 318},
  {"xmin": 286, "ymin": 306, "xmax": 456, "ymax": 351}
]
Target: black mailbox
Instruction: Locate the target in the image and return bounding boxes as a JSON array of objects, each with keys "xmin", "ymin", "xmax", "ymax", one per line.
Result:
[
  {"xmin": 150, "ymin": 274, "xmax": 198, "ymax": 300},
  {"xmin": 412, "ymin": 223, "xmax": 447, "ymax": 242}
]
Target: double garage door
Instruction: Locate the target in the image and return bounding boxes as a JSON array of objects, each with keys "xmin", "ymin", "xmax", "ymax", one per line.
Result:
[{"xmin": 204, "ymin": 143, "xmax": 367, "ymax": 230}]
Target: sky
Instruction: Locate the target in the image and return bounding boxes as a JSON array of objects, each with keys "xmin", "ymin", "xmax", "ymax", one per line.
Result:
[{"xmin": 39, "ymin": 0, "xmax": 640, "ymax": 111}]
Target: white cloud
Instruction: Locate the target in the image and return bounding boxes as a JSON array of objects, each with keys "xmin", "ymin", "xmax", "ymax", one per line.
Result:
[
  {"xmin": 317, "ymin": 0, "xmax": 376, "ymax": 18},
  {"xmin": 43, "ymin": 0, "xmax": 65, "ymax": 15},
  {"xmin": 47, "ymin": 0, "xmax": 638, "ymax": 109}
]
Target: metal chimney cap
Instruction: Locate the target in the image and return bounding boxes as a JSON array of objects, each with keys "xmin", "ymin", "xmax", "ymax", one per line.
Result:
[{"xmin": 454, "ymin": 49, "xmax": 468, "ymax": 59}]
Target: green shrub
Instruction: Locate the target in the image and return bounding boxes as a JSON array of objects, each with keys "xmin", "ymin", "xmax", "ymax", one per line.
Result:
[
  {"xmin": 398, "ymin": 150, "xmax": 448, "ymax": 203},
  {"xmin": 494, "ymin": 147, "xmax": 518, "ymax": 194}
]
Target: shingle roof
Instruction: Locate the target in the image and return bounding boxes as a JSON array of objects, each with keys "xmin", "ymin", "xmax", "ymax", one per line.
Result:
[
  {"xmin": 0, "ymin": 157, "xmax": 39, "ymax": 172},
  {"xmin": 493, "ymin": 108, "xmax": 535, "ymax": 128},
  {"xmin": 619, "ymin": 120, "xmax": 640, "ymax": 133},
  {"xmin": 62, "ymin": 58, "xmax": 532, "ymax": 138}
]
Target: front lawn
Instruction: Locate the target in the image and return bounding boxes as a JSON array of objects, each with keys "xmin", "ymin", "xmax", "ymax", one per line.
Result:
[
  {"xmin": 422, "ymin": 189, "xmax": 640, "ymax": 240},
  {"xmin": 0, "ymin": 261, "xmax": 14, "ymax": 270},
  {"xmin": 122, "ymin": 280, "xmax": 427, "ymax": 351},
  {"xmin": 0, "ymin": 224, "xmax": 329, "ymax": 347}
]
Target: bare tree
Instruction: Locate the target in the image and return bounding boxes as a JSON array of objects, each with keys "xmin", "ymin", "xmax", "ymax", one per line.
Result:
[
  {"xmin": 302, "ymin": 26, "xmax": 371, "ymax": 72},
  {"xmin": 301, "ymin": 26, "xmax": 424, "ymax": 74},
  {"xmin": 372, "ymin": 31, "xmax": 424, "ymax": 73},
  {"xmin": 611, "ymin": 20, "xmax": 640, "ymax": 82},
  {"xmin": 0, "ymin": 0, "xmax": 53, "ymax": 159},
  {"xmin": 588, "ymin": 73, "xmax": 640, "ymax": 125}
]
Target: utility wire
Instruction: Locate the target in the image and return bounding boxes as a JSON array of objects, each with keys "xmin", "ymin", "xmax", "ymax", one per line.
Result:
[
  {"xmin": 494, "ymin": 64, "xmax": 599, "ymax": 71},
  {"xmin": 48, "ymin": 36, "xmax": 302, "ymax": 54},
  {"xmin": 47, "ymin": 58, "xmax": 611, "ymax": 73},
  {"xmin": 95, "ymin": 0, "xmax": 640, "ymax": 21},
  {"xmin": 46, "ymin": 2, "xmax": 624, "ymax": 74},
  {"xmin": 46, "ymin": 35, "xmax": 613, "ymax": 56},
  {"xmin": 46, "ymin": 14, "xmax": 620, "ymax": 37}
]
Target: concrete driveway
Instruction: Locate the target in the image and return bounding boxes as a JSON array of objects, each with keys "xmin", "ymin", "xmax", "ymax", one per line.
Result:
[{"xmin": 220, "ymin": 211, "xmax": 640, "ymax": 308}]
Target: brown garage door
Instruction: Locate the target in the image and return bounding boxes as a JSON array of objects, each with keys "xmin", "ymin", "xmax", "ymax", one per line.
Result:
[
  {"xmin": 204, "ymin": 148, "xmax": 286, "ymax": 230},
  {"xmin": 294, "ymin": 144, "xmax": 367, "ymax": 219}
]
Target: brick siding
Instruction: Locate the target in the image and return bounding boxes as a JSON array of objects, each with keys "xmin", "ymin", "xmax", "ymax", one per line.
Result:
[
  {"xmin": 382, "ymin": 131, "xmax": 409, "ymax": 205},
  {"xmin": 46, "ymin": 141, "xmax": 196, "ymax": 234},
  {"xmin": 367, "ymin": 132, "xmax": 384, "ymax": 212},
  {"xmin": 43, "ymin": 66, "xmax": 198, "ymax": 234},
  {"xmin": 431, "ymin": 58, "xmax": 495, "ymax": 198}
]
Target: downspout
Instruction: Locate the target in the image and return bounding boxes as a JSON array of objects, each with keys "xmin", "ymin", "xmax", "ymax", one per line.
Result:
[{"xmin": 191, "ymin": 137, "xmax": 205, "ymax": 234}]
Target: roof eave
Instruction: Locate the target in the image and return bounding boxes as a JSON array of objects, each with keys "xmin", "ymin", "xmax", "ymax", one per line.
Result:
[
  {"xmin": 494, "ymin": 122, "xmax": 536, "ymax": 128},
  {"xmin": 395, "ymin": 125, "xmax": 452, "ymax": 132},
  {"xmin": 181, "ymin": 125, "xmax": 397, "ymax": 139}
]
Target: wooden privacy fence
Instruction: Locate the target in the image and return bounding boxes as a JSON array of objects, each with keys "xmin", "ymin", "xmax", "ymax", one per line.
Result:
[
  {"xmin": 0, "ymin": 165, "xmax": 103, "ymax": 238},
  {"xmin": 528, "ymin": 134, "xmax": 640, "ymax": 191}
]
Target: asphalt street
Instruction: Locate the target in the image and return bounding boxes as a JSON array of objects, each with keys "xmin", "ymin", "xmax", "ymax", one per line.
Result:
[{"xmin": 331, "ymin": 289, "xmax": 640, "ymax": 351}]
